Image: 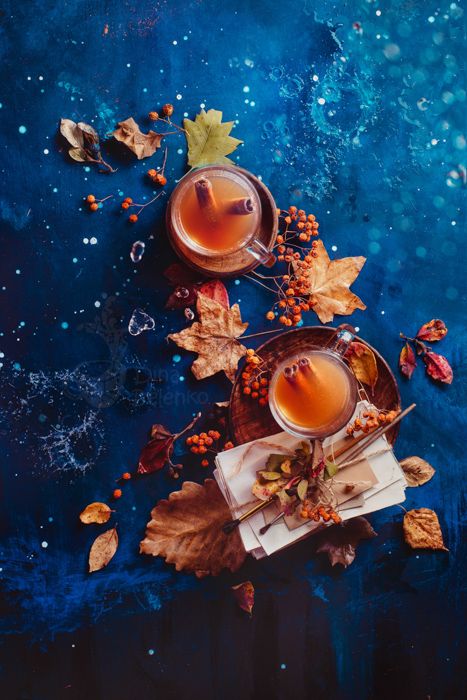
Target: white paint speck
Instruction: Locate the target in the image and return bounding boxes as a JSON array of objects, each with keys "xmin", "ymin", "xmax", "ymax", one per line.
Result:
[
  {"xmin": 317, "ymin": 97, "xmax": 326, "ymax": 105},
  {"xmin": 90, "ymin": 237, "xmax": 97, "ymax": 245},
  {"xmin": 41, "ymin": 541, "xmax": 48, "ymax": 548},
  {"xmin": 94, "ymin": 301, "xmax": 101, "ymax": 308}
]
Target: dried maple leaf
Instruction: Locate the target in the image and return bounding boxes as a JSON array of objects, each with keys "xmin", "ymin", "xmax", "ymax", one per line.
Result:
[
  {"xmin": 345, "ymin": 341, "xmax": 378, "ymax": 390},
  {"xmin": 89, "ymin": 527, "xmax": 118, "ymax": 572},
  {"xmin": 168, "ymin": 292, "xmax": 248, "ymax": 382},
  {"xmin": 140, "ymin": 479, "xmax": 247, "ymax": 577},
  {"xmin": 232, "ymin": 581, "xmax": 255, "ymax": 616},
  {"xmin": 60, "ymin": 118, "xmax": 116, "ymax": 173},
  {"xmin": 423, "ymin": 351, "xmax": 453, "ymax": 384},
  {"xmin": 403, "ymin": 508, "xmax": 448, "ymax": 551},
  {"xmin": 416, "ymin": 319, "xmax": 448, "ymax": 342},
  {"xmin": 184, "ymin": 109, "xmax": 243, "ymax": 168},
  {"xmin": 298, "ymin": 240, "xmax": 366, "ymax": 324},
  {"xmin": 399, "ymin": 342, "xmax": 417, "ymax": 379},
  {"xmin": 79, "ymin": 502, "xmax": 112, "ymax": 524},
  {"xmin": 112, "ymin": 117, "xmax": 163, "ymax": 160},
  {"xmin": 316, "ymin": 516, "xmax": 377, "ymax": 567},
  {"xmin": 400, "ymin": 456, "xmax": 435, "ymax": 487},
  {"xmin": 138, "ymin": 413, "xmax": 201, "ymax": 475}
]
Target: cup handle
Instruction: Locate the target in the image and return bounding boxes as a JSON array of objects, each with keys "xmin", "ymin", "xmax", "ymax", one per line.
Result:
[
  {"xmin": 246, "ymin": 238, "xmax": 276, "ymax": 268},
  {"xmin": 326, "ymin": 324, "xmax": 356, "ymax": 357}
]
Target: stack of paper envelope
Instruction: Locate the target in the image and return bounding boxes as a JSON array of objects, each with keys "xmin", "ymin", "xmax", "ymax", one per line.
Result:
[{"xmin": 214, "ymin": 401, "xmax": 407, "ymax": 559}]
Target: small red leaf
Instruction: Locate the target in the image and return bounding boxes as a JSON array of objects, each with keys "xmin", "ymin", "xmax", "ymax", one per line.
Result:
[
  {"xmin": 199, "ymin": 280, "xmax": 229, "ymax": 309},
  {"xmin": 416, "ymin": 319, "xmax": 448, "ymax": 342},
  {"xmin": 399, "ymin": 342, "xmax": 417, "ymax": 379},
  {"xmin": 423, "ymin": 351, "xmax": 453, "ymax": 384},
  {"xmin": 231, "ymin": 580, "xmax": 255, "ymax": 615},
  {"xmin": 138, "ymin": 424, "xmax": 175, "ymax": 474}
]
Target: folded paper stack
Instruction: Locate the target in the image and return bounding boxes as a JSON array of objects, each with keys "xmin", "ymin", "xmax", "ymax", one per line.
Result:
[{"xmin": 215, "ymin": 402, "xmax": 407, "ymax": 559}]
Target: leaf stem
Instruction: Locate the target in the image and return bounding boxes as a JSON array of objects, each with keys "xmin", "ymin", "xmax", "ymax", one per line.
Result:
[{"xmin": 242, "ymin": 329, "xmax": 283, "ymax": 340}]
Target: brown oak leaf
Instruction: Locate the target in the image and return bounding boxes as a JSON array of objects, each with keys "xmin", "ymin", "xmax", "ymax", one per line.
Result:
[
  {"xmin": 168, "ymin": 292, "xmax": 248, "ymax": 381},
  {"xmin": 423, "ymin": 351, "xmax": 453, "ymax": 384},
  {"xmin": 232, "ymin": 581, "xmax": 255, "ymax": 616},
  {"xmin": 345, "ymin": 341, "xmax": 378, "ymax": 390},
  {"xmin": 316, "ymin": 516, "xmax": 377, "ymax": 567},
  {"xmin": 140, "ymin": 479, "xmax": 247, "ymax": 577},
  {"xmin": 416, "ymin": 319, "xmax": 448, "ymax": 342},
  {"xmin": 403, "ymin": 508, "xmax": 448, "ymax": 551},
  {"xmin": 298, "ymin": 240, "xmax": 366, "ymax": 324},
  {"xmin": 89, "ymin": 527, "xmax": 119, "ymax": 572},
  {"xmin": 399, "ymin": 342, "xmax": 417, "ymax": 379},
  {"xmin": 79, "ymin": 502, "xmax": 112, "ymax": 524},
  {"xmin": 400, "ymin": 456, "xmax": 435, "ymax": 487},
  {"xmin": 112, "ymin": 117, "xmax": 163, "ymax": 159}
]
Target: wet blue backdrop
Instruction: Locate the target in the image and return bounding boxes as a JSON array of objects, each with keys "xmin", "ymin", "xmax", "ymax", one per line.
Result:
[{"xmin": 0, "ymin": 0, "xmax": 466, "ymax": 698}]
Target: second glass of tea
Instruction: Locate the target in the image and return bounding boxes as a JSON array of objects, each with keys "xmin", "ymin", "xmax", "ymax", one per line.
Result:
[
  {"xmin": 268, "ymin": 329, "xmax": 358, "ymax": 439},
  {"xmin": 168, "ymin": 165, "xmax": 275, "ymax": 266}
]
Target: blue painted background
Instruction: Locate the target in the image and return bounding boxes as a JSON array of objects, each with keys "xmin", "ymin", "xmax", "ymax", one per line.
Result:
[{"xmin": 1, "ymin": 0, "xmax": 466, "ymax": 697}]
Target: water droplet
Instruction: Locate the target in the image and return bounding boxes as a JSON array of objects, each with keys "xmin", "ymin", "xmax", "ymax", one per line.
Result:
[
  {"xmin": 184, "ymin": 308, "xmax": 195, "ymax": 321},
  {"xmin": 175, "ymin": 286, "xmax": 190, "ymax": 299},
  {"xmin": 128, "ymin": 309, "xmax": 155, "ymax": 336},
  {"xmin": 130, "ymin": 240, "xmax": 145, "ymax": 263}
]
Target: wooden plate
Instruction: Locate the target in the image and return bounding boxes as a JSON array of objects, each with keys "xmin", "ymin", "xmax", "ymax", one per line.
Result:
[
  {"xmin": 166, "ymin": 166, "xmax": 278, "ymax": 278},
  {"xmin": 229, "ymin": 326, "xmax": 401, "ymax": 446}
]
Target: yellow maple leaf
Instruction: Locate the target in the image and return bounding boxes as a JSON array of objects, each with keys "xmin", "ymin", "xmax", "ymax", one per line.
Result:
[
  {"xmin": 168, "ymin": 292, "xmax": 248, "ymax": 381},
  {"xmin": 299, "ymin": 240, "xmax": 367, "ymax": 324},
  {"xmin": 184, "ymin": 109, "xmax": 243, "ymax": 168}
]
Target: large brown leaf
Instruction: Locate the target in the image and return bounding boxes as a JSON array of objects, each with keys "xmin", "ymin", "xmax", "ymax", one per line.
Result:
[
  {"xmin": 112, "ymin": 117, "xmax": 163, "ymax": 159},
  {"xmin": 140, "ymin": 479, "xmax": 247, "ymax": 577},
  {"xmin": 298, "ymin": 240, "xmax": 366, "ymax": 324},
  {"xmin": 400, "ymin": 456, "xmax": 435, "ymax": 487},
  {"xmin": 316, "ymin": 516, "xmax": 377, "ymax": 567},
  {"xmin": 403, "ymin": 508, "xmax": 448, "ymax": 551},
  {"xmin": 168, "ymin": 292, "xmax": 248, "ymax": 381}
]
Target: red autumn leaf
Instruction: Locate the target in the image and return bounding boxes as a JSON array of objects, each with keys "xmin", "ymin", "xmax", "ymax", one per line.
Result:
[
  {"xmin": 399, "ymin": 342, "xmax": 417, "ymax": 379},
  {"xmin": 198, "ymin": 280, "xmax": 229, "ymax": 309},
  {"xmin": 231, "ymin": 581, "xmax": 255, "ymax": 615},
  {"xmin": 423, "ymin": 351, "xmax": 453, "ymax": 384},
  {"xmin": 416, "ymin": 319, "xmax": 448, "ymax": 342},
  {"xmin": 138, "ymin": 424, "xmax": 175, "ymax": 474}
]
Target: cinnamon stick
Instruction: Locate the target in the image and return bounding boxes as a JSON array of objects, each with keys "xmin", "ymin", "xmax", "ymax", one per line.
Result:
[
  {"xmin": 194, "ymin": 177, "xmax": 218, "ymax": 225},
  {"xmin": 224, "ymin": 197, "xmax": 256, "ymax": 215},
  {"xmin": 283, "ymin": 363, "xmax": 299, "ymax": 385},
  {"xmin": 298, "ymin": 356, "xmax": 315, "ymax": 376}
]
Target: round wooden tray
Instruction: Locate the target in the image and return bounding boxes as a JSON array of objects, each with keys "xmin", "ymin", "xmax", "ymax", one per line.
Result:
[
  {"xmin": 165, "ymin": 166, "xmax": 278, "ymax": 278},
  {"xmin": 229, "ymin": 326, "xmax": 401, "ymax": 446}
]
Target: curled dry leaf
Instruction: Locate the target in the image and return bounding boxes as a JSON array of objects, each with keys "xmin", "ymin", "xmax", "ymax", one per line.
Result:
[
  {"xmin": 423, "ymin": 351, "xmax": 453, "ymax": 384},
  {"xmin": 416, "ymin": 319, "xmax": 448, "ymax": 342},
  {"xmin": 316, "ymin": 516, "xmax": 377, "ymax": 568},
  {"xmin": 346, "ymin": 341, "xmax": 378, "ymax": 390},
  {"xmin": 232, "ymin": 581, "xmax": 255, "ymax": 616},
  {"xmin": 403, "ymin": 508, "xmax": 448, "ymax": 551},
  {"xmin": 400, "ymin": 456, "xmax": 435, "ymax": 487},
  {"xmin": 168, "ymin": 292, "xmax": 248, "ymax": 382},
  {"xmin": 112, "ymin": 117, "xmax": 164, "ymax": 160},
  {"xmin": 89, "ymin": 527, "xmax": 119, "ymax": 572},
  {"xmin": 60, "ymin": 118, "xmax": 116, "ymax": 173},
  {"xmin": 399, "ymin": 342, "xmax": 417, "ymax": 379},
  {"xmin": 297, "ymin": 240, "xmax": 366, "ymax": 324},
  {"xmin": 140, "ymin": 479, "xmax": 247, "ymax": 578},
  {"xmin": 184, "ymin": 109, "xmax": 243, "ymax": 168},
  {"xmin": 79, "ymin": 502, "xmax": 112, "ymax": 524},
  {"xmin": 138, "ymin": 413, "xmax": 201, "ymax": 475}
]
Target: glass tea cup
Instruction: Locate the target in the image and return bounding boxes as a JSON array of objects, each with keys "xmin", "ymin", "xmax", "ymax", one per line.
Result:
[
  {"xmin": 167, "ymin": 165, "xmax": 275, "ymax": 267},
  {"xmin": 268, "ymin": 328, "xmax": 358, "ymax": 439}
]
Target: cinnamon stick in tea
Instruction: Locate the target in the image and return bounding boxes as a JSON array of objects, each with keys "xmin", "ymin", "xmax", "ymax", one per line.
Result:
[
  {"xmin": 298, "ymin": 356, "xmax": 315, "ymax": 376},
  {"xmin": 283, "ymin": 363, "xmax": 299, "ymax": 384},
  {"xmin": 194, "ymin": 177, "xmax": 218, "ymax": 225},
  {"xmin": 224, "ymin": 197, "xmax": 256, "ymax": 215}
]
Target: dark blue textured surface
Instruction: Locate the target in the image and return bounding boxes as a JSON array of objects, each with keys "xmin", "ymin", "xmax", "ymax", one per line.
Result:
[{"xmin": 1, "ymin": 0, "xmax": 466, "ymax": 698}]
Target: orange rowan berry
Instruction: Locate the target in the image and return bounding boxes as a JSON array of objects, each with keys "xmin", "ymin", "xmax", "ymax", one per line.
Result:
[
  {"xmin": 252, "ymin": 381, "xmax": 260, "ymax": 390},
  {"xmin": 286, "ymin": 319, "xmax": 293, "ymax": 326},
  {"xmin": 278, "ymin": 300, "xmax": 287, "ymax": 309},
  {"xmin": 301, "ymin": 302, "xmax": 310, "ymax": 311},
  {"xmin": 243, "ymin": 386, "xmax": 251, "ymax": 395},
  {"xmin": 122, "ymin": 472, "xmax": 132, "ymax": 480},
  {"xmin": 293, "ymin": 252, "xmax": 300, "ymax": 259},
  {"xmin": 279, "ymin": 315, "xmax": 287, "ymax": 325},
  {"xmin": 162, "ymin": 103, "xmax": 174, "ymax": 117},
  {"xmin": 297, "ymin": 221, "xmax": 305, "ymax": 230},
  {"xmin": 260, "ymin": 377, "xmax": 268, "ymax": 386},
  {"xmin": 86, "ymin": 194, "xmax": 96, "ymax": 203},
  {"xmin": 154, "ymin": 173, "xmax": 167, "ymax": 186},
  {"xmin": 284, "ymin": 216, "xmax": 292, "ymax": 224},
  {"xmin": 299, "ymin": 232, "xmax": 308, "ymax": 241},
  {"xmin": 289, "ymin": 206, "xmax": 297, "ymax": 214},
  {"xmin": 147, "ymin": 169, "xmax": 157, "ymax": 178},
  {"xmin": 201, "ymin": 459, "xmax": 209, "ymax": 467},
  {"xmin": 121, "ymin": 201, "xmax": 130, "ymax": 210},
  {"xmin": 89, "ymin": 202, "xmax": 98, "ymax": 211},
  {"xmin": 251, "ymin": 391, "xmax": 259, "ymax": 399},
  {"xmin": 148, "ymin": 111, "xmax": 159, "ymax": 121},
  {"xmin": 113, "ymin": 488, "xmax": 122, "ymax": 499},
  {"xmin": 224, "ymin": 441, "xmax": 234, "ymax": 450},
  {"xmin": 285, "ymin": 288, "xmax": 294, "ymax": 296},
  {"xmin": 198, "ymin": 439, "xmax": 205, "ymax": 447},
  {"xmin": 251, "ymin": 356, "xmax": 260, "ymax": 365},
  {"xmin": 258, "ymin": 397, "xmax": 267, "ymax": 407},
  {"xmin": 278, "ymin": 255, "xmax": 284, "ymax": 262},
  {"xmin": 192, "ymin": 435, "xmax": 199, "ymax": 444},
  {"xmin": 276, "ymin": 234, "xmax": 284, "ymax": 244},
  {"xmin": 241, "ymin": 372, "xmax": 250, "ymax": 380},
  {"xmin": 200, "ymin": 432, "xmax": 207, "ymax": 440},
  {"xmin": 308, "ymin": 214, "xmax": 316, "ymax": 222},
  {"xmin": 191, "ymin": 445, "xmax": 200, "ymax": 453},
  {"xmin": 293, "ymin": 314, "xmax": 301, "ymax": 324},
  {"xmin": 266, "ymin": 311, "xmax": 275, "ymax": 321},
  {"xmin": 124, "ymin": 197, "xmax": 133, "ymax": 204},
  {"xmin": 311, "ymin": 251, "xmax": 318, "ymax": 258},
  {"xmin": 186, "ymin": 436, "xmax": 193, "ymax": 445},
  {"xmin": 287, "ymin": 298, "xmax": 295, "ymax": 306},
  {"xmin": 259, "ymin": 388, "xmax": 268, "ymax": 396},
  {"xmin": 277, "ymin": 244, "xmax": 286, "ymax": 254},
  {"xmin": 205, "ymin": 436, "xmax": 213, "ymax": 446},
  {"xmin": 128, "ymin": 214, "xmax": 138, "ymax": 223},
  {"xmin": 312, "ymin": 222, "xmax": 319, "ymax": 229},
  {"xmin": 284, "ymin": 255, "xmax": 292, "ymax": 262},
  {"xmin": 246, "ymin": 349, "xmax": 255, "ymax": 356},
  {"xmin": 199, "ymin": 445, "xmax": 207, "ymax": 454}
]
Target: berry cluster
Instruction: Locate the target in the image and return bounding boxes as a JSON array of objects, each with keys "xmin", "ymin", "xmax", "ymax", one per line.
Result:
[
  {"xmin": 241, "ymin": 349, "xmax": 269, "ymax": 407},
  {"xmin": 346, "ymin": 408, "xmax": 399, "ymax": 436},
  {"xmin": 300, "ymin": 502, "xmax": 342, "ymax": 524},
  {"xmin": 278, "ymin": 206, "xmax": 320, "ymax": 246},
  {"xmin": 112, "ymin": 471, "xmax": 132, "ymax": 499},
  {"xmin": 85, "ymin": 194, "xmax": 113, "ymax": 212},
  {"xmin": 147, "ymin": 146, "xmax": 168, "ymax": 187},
  {"xmin": 148, "ymin": 103, "xmax": 174, "ymax": 121},
  {"xmin": 186, "ymin": 431, "xmax": 234, "ymax": 467},
  {"xmin": 120, "ymin": 191, "xmax": 164, "ymax": 224}
]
